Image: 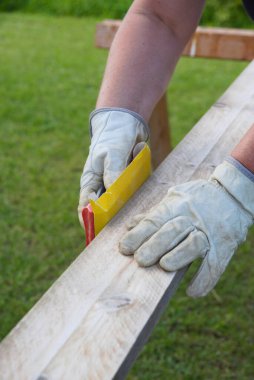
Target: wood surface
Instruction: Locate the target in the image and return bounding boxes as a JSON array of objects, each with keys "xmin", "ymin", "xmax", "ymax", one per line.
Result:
[
  {"xmin": 96, "ymin": 21, "xmax": 254, "ymax": 61},
  {"xmin": 149, "ymin": 93, "xmax": 171, "ymax": 169},
  {"xmin": 1, "ymin": 61, "xmax": 254, "ymax": 380},
  {"xmin": 183, "ymin": 26, "xmax": 254, "ymax": 60}
]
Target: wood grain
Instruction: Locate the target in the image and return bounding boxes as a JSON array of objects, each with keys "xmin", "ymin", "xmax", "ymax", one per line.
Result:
[
  {"xmin": 1, "ymin": 61, "xmax": 254, "ymax": 380},
  {"xmin": 96, "ymin": 21, "xmax": 254, "ymax": 61}
]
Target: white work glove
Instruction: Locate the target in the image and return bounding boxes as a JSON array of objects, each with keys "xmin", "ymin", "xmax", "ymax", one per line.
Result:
[
  {"xmin": 119, "ymin": 160, "xmax": 254, "ymax": 297},
  {"xmin": 78, "ymin": 108, "xmax": 149, "ymax": 227}
]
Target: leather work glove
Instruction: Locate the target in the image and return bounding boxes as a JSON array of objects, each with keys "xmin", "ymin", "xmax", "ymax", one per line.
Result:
[
  {"xmin": 78, "ymin": 108, "xmax": 149, "ymax": 227},
  {"xmin": 119, "ymin": 159, "xmax": 254, "ymax": 297}
]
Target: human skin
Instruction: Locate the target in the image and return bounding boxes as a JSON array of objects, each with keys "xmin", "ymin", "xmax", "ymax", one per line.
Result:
[
  {"xmin": 96, "ymin": 0, "xmax": 206, "ymax": 122},
  {"xmin": 96, "ymin": 0, "xmax": 254, "ymax": 170},
  {"xmin": 231, "ymin": 124, "xmax": 254, "ymax": 173}
]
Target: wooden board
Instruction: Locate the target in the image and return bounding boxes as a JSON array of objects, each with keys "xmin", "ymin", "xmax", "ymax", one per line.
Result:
[
  {"xmin": 1, "ymin": 61, "xmax": 254, "ymax": 380},
  {"xmin": 96, "ymin": 20, "xmax": 254, "ymax": 61},
  {"xmin": 149, "ymin": 93, "xmax": 171, "ymax": 169}
]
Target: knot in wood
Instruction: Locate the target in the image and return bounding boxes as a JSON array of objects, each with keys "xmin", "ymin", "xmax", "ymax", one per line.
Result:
[{"xmin": 97, "ymin": 294, "xmax": 132, "ymax": 312}]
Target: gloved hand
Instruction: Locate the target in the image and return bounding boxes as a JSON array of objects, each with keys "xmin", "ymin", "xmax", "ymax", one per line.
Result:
[
  {"xmin": 119, "ymin": 160, "xmax": 254, "ymax": 297},
  {"xmin": 78, "ymin": 108, "xmax": 149, "ymax": 227}
]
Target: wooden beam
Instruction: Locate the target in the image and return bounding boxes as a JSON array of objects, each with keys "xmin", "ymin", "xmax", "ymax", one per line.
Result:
[
  {"xmin": 183, "ymin": 27, "xmax": 254, "ymax": 60},
  {"xmin": 96, "ymin": 20, "xmax": 254, "ymax": 61},
  {"xmin": 95, "ymin": 19, "xmax": 121, "ymax": 49},
  {"xmin": 1, "ymin": 61, "xmax": 254, "ymax": 380},
  {"xmin": 149, "ymin": 93, "xmax": 171, "ymax": 169}
]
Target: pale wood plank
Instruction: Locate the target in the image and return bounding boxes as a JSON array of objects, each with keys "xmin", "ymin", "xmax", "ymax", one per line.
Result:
[
  {"xmin": 1, "ymin": 61, "xmax": 254, "ymax": 380},
  {"xmin": 96, "ymin": 21, "xmax": 254, "ymax": 61}
]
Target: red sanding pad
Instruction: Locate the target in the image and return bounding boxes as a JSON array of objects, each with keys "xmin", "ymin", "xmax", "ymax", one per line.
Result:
[{"xmin": 82, "ymin": 204, "xmax": 95, "ymax": 246}]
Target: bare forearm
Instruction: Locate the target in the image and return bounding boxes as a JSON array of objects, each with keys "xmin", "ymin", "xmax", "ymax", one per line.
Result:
[
  {"xmin": 96, "ymin": 0, "xmax": 205, "ymax": 121},
  {"xmin": 231, "ymin": 124, "xmax": 254, "ymax": 173}
]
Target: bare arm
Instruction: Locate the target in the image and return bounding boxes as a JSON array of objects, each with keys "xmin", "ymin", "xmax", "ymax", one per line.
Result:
[
  {"xmin": 231, "ymin": 124, "xmax": 254, "ymax": 173},
  {"xmin": 96, "ymin": 0, "xmax": 206, "ymax": 121}
]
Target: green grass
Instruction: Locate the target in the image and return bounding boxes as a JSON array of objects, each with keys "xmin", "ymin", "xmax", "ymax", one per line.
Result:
[
  {"xmin": 0, "ymin": 12, "xmax": 254, "ymax": 379},
  {"xmin": 1, "ymin": 0, "xmax": 254, "ymax": 28}
]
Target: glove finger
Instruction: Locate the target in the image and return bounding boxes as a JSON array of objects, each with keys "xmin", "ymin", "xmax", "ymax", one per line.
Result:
[
  {"xmin": 159, "ymin": 230, "xmax": 209, "ymax": 271},
  {"xmin": 78, "ymin": 171, "xmax": 103, "ymax": 228},
  {"xmin": 186, "ymin": 247, "xmax": 234, "ymax": 298},
  {"xmin": 126, "ymin": 200, "xmax": 163, "ymax": 230},
  {"xmin": 78, "ymin": 201, "xmax": 86, "ymax": 229},
  {"xmin": 119, "ymin": 198, "xmax": 176, "ymax": 255},
  {"xmin": 132, "ymin": 142, "xmax": 147, "ymax": 158},
  {"xmin": 134, "ymin": 216, "xmax": 194, "ymax": 267},
  {"xmin": 127, "ymin": 202, "xmax": 160, "ymax": 231},
  {"xmin": 80, "ymin": 168, "xmax": 103, "ymax": 198},
  {"xmin": 78, "ymin": 190, "xmax": 96, "ymax": 228},
  {"xmin": 126, "ymin": 213, "xmax": 146, "ymax": 230}
]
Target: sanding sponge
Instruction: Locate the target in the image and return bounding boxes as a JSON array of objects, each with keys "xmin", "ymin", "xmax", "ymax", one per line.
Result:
[{"xmin": 82, "ymin": 144, "xmax": 152, "ymax": 245}]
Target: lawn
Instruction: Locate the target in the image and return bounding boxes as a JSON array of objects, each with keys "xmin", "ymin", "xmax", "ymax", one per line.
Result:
[{"xmin": 0, "ymin": 12, "xmax": 254, "ymax": 379}]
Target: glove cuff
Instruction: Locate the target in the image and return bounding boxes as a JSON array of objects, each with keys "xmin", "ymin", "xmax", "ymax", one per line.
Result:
[
  {"xmin": 225, "ymin": 156, "xmax": 254, "ymax": 182},
  {"xmin": 89, "ymin": 107, "xmax": 150, "ymax": 141},
  {"xmin": 210, "ymin": 160, "xmax": 254, "ymax": 218}
]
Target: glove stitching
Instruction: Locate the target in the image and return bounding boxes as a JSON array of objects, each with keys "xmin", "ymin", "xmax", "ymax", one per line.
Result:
[
  {"xmin": 166, "ymin": 225, "xmax": 195, "ymax": 252},
  {"xmin": 90, "ymin": 107, "xmax": 150, "ymax": 140},
  {"xmin": 191, "ymin": 228, "xmax": 210, "ymax": 258},
  {"xmin": 209, "ymin": 179, "xmax": 253, "ymax": 221},
  {"xmin": 194, "ymin": 181, "xmax": 252, "ymax": 249},
  {"xmin": 80, "ymin": 169, "xmax": 102, "ymax": 191}
]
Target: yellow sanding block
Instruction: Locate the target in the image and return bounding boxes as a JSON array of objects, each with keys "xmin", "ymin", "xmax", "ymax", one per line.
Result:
[{"xmin": 82, "ymin": 144, "xmax": 152, "ymax": 245}]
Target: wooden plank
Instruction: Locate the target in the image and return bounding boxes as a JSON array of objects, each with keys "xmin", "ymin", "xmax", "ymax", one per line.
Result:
[
  {"xmin": 95, "ymin": 19, "xmax": 121, "ymax": 49},
  {"xmin": 96, "ymin": 20, "xmax": 254, "ymax": 61},
  {"xmin": 1, "ymin": 61, "xmax": 254, "ymax": 380},
  {"xmin": 149, "ymin": 93, "xmax": 171, "ymax": 169},
  {"xmin": 183, "ymin": 27, "xmax": 254, "ymax": 60}
]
